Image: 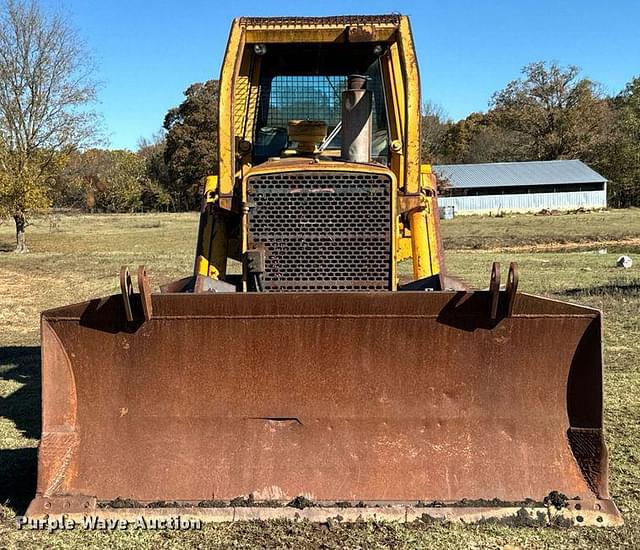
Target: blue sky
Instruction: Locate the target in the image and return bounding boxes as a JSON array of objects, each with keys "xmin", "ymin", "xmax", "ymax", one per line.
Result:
[{"xmin": 49, "ymin": 0, "xmax": 640, "ymax": 150}]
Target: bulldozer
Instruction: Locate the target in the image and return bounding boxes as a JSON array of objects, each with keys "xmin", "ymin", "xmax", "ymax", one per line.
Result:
[{"xmin": 27, "ymin": 15, "xmax": 621, "ymax": 526}]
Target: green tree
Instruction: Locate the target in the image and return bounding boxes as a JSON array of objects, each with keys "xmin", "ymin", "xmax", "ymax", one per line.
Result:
[
  {"xmin": 437, "ymin": 112, "xmax": 490, "ymax": 163},
  {"xmin": 0, "ymin": 0, "xmax": 100, "ymax": 252},
  {"xmin": 137, "ymin": 133, "xmax": 172, "ymax": 211},
  {"xmin": 94, "ymin": 150, "xmax": 145, "ymax": 212},
  {"xmin": 490, "ymin": 62, "xmax": 614, "ymax": 162},
  {"xmin": 59, "ymin": 149, "xmax": 145, "ymax": 213},
  {"xmin": 163, "ymin": 80, "xmax": 219, "ymax": 210},
  {"xmin": 602, "ymin": 77, "xmax": 640, "ymax": 207},
  {"xmin": 49, "ymin": 150, "xmax": 88, "ymax": 210}
]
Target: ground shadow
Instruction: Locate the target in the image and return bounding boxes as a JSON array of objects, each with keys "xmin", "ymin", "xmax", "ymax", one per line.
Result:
[
  {"xmin": 0, "ymin": 346, "xmax": 41, "ymax": 514},
  {"xmin": 0, "ymin": 448, "xmax": 37, "ymax": 514},
  {"xmin": 561, "ymin": 281, "xmax": 640, "ymax": 298}
]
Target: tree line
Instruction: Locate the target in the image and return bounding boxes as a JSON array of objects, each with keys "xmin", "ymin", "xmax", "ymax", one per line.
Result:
[
  {"xmin": 1, "ymin": 0, "xmax": 639, "ymax": 253},
  {"xmin": 51, "ymin": 63, "xmax": 640, "ymax": 217},
  {"xmin": 0, "ymin": 0, "xmax": 218, "ymax": 252},
  {"xmin": 2, "ymin": 79, "xmax": 219, "ymax": 215},
  {"xmin": 422, "ymin": 62, "xmax": 640, "ymax": 208}
]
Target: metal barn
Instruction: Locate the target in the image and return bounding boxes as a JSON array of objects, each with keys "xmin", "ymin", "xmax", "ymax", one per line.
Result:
[{"xmin": 433, "ymin": 160, "xmax": 607, "ymax": 214}]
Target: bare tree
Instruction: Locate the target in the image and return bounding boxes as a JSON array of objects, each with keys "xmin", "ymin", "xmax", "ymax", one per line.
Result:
[
  {"xmin": 0, "ymin": 0, "xmax": 100, "ymax": 252},
  {"xmin": 421, "ymin": 101, "xmax": 451, "ymax": 164}
]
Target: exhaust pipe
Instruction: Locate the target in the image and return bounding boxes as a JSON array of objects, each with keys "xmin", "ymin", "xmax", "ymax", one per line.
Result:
[{"xmin": 341, "ymin": 74, "xmax": 372, "ymax": 163}]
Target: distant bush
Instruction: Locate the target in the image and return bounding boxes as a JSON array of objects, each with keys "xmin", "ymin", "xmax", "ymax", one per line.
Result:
[{"xmin": 53, "ymin": 148, "xmax": 172, "ymax": 213}]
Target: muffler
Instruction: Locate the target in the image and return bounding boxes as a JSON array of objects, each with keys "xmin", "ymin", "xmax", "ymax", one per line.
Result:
[{"xmin": 341, "ymin": 74, "xmax": 372, "ymax": 163}]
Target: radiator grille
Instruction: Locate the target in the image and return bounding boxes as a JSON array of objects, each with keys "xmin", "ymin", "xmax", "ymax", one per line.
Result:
[{"xmin": 247, "ymin": 171, "xmax": 392, "ymax": 291}]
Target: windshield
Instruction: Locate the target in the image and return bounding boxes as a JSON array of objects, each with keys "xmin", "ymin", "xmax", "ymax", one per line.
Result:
[{"xmin": 251, "ymin": 43, "xmax": 389, "ymax": 164}]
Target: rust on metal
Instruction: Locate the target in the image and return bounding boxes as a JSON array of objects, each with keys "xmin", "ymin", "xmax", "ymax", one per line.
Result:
[
  {"xmin": 489, "ymin": 262, "xmax": 500, "ymax": 319},
  {"xmin": 25, "ymin": 498, "xmax": 622, "ymax": 527},
  {"xmin": 237, "ymin": 15, "xmax": 400, "ymax": 44},
  {"xmin": 119, "ymin": 266, "xmax": 134, "ymax": 322},
  {"xmin": 137, "ymin": 266, "xmax": 153, "ymax": 321},
  {"xmin": 27, "ymin": 290, "xmax": 621, "ymax": 525},
  {"xmin": 160, "ymin": 276, "xmax": 193, "ymax": 294},
  {"xmin": 347, "ymin": 24, "xmax": 375, "ymax": 42},
  {"xmin": 28, "ymin": 496, "xmax": 96, "ymax": 516},
  {"xmin": 238, "ymin": 15, "xmax": 402, "ymax": 28},
  {"xmin": 506, "ymin": 262, "xmax": 519, "ymax": 317}
]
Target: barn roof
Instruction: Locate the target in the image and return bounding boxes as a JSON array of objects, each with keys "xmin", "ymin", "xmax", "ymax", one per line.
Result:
[{"xmin": 432, "ymin": 160, "xmax": 606, "ymax": 189}]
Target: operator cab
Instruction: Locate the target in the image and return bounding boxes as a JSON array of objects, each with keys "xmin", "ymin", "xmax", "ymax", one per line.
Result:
[{"xmin": 248, "ymin": 42, "xmax": 390, "ymax": 164}]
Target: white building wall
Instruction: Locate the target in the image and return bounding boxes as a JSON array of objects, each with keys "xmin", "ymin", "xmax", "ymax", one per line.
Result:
[{"xmin": 438, "ymin": 190, "xmax": 606, "ymax": 215}]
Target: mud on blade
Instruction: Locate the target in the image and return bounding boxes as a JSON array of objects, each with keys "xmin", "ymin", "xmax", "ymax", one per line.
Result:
[{"xmin": 27, "ymin": 291, "xmax": 620, "ymax": 524}]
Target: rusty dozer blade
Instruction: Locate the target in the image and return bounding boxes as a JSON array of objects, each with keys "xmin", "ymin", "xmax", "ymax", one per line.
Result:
[{"xmin": 27, "ymin": 265, "xmax": 622, "ymax": 526}]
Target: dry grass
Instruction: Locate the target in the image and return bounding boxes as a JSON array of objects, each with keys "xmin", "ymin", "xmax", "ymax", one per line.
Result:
[
  {"xmin": 1, "ymin": 210, "xmax": 639, "ymax": 548},
  {"xmin": 441, "ymin": 207, "xmax": 640, "ymax": 252}
]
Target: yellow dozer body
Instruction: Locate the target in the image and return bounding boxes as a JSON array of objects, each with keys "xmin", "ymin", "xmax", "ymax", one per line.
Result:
[{"xmin": 27, "ymin": 15, "xmax": 621, "ymax": 526}]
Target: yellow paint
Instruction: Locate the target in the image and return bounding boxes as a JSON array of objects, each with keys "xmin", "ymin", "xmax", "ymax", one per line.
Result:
[
  {"xmin": 243, "ymin": 27, "xmax": 396, "ymax": 44},
  {"xmin": 409, "ymin": 207, "xmax": 430, "ymax": 280},
  {"xmin": 245, "ymin": 159, "xmax": 394, "ymax": 178},
  {"xmin": 424, "ymin": 194, "xmax": 441, "ymax": 276},
  {"xmin": 195, "ymin": 204, "xmax": 228, "ymax": 280},
  {"xmin": 396, "ymin": 235, "xmax": 413, "ymax": 261},
  {"xmin": 407, "ymin": 167, "xmax": 443, "ymax": 280},
  {"xmin": 195, "ymin": 255, "xmax": 209, "ymax": 277},
  {"xmin": 235, "ymin": 49, "xmax": 262, "ymax": 154},
  {"xmin": 406, "ymin": 166, "xmax": 443, "ymax": 279},
  {"xmin": 203, "ymin": 15, "xmax": 440, "ymax": 289},
  {"xmin": 195, "ymin": 207, "xmax": 214, "ymax": 276},
  {"xmin": 218, "ymin": 19, "xmax": 244, "ymax": 200},
  {"xmin": 423, "ymin": 164, "xmax": 443, "ymax": 276},
  {"xmin": 390, "ymin": 161, "xmax": 398, "ymax": 291},
  {"xmin": 208, "ymin": 213, "xmax": 228, "ymax": 279},
  {"xmin": 204, "ymin": 175, "xmax": 219, "ymax": 201},
  {"xmin": 398, "ymin": 16, "xmax": 421, "ymax": 194},
  {"xmin": 381, "ymin": 43, "xmax": 406, "ymax": 192}
]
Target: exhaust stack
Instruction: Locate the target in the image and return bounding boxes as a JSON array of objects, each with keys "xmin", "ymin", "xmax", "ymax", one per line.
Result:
[{"xmin": 341, "ymin": 74, "xmax": 372, "ymax": 163}]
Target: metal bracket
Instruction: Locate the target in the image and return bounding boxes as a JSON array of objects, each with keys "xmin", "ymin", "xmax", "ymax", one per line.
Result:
[
  {"xmin": 137, "ymin": 265, "xmax": 153, "ymax": 321},
  {"xmin": 565, "ymin": 498, "xmax": 623, "ymax": 527},
  {"xmin": 487, "ymin": 261, "xmax": 519, "ymax": 319},
  {"xmin": 27, "ymin": 495, "xmax": 97, "ymax": 515},
  {"xmin": 119, "ymin": 266, "xmax": 134, "ymax": 322},
  {"xmin": 244, "ymin": 249, "xmax": 266, "ymax": 292},
  {"xmin": 506, "ymin": 262, "xmax": 519, "ymax": 317},
  {"xmin": 120, "ymin": 265, "xmax": 153, "ymax": 322},
  {"xmin": 194, "ymin": 275, "xmax": 237, "ymax": 293},
  {"xmin": 397, "ymin": 194, "xmax": 423, "ymax": 214},
  {"xmin": 318, "ymin": 121, "xmax": 342, "ymax": 152},
  {"xmin": 489, "ymin": 262, "xmax": 500, "ymax": 320},
  {"xmin": 244, "ymin": 249, "xmax": 265, "ymax": 274}
]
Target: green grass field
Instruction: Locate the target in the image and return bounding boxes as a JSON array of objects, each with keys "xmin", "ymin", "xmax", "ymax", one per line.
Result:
[{"xmin": 1, "ymin": 210, "xmax": 639, "ymax": 548}]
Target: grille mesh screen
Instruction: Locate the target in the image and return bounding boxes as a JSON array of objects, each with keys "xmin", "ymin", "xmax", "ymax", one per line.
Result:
[{"xmin": 248, "ymin": 171, "xmax": 392, "ymax": 291}]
